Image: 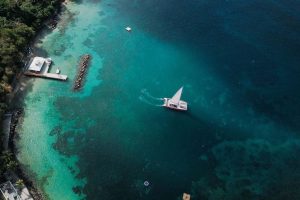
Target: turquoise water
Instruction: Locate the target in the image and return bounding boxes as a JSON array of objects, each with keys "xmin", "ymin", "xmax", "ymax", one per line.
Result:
[{"xmin": 16, "ymin": 0, "xmax": 300, "ymax": 199}]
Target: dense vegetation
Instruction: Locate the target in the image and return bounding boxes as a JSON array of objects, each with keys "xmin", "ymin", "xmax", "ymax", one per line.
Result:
[
  {"xmin": 0, "ymin": 0, "xmax": 61, "ymax": 116},
  {"xmin": 0, "ymin": 150, "xmax": 18, "ymax": 175},
  {"xmin": 1, "ymin": 0, "xmax": 61, "ymax": 182}
]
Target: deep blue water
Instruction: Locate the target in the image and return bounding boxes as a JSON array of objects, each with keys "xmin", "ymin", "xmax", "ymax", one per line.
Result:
[
  {"xmin": 73, "ymin": 1, "xmax": 300, "ymax": 199},
  {"xmin": 18, "ymin": 0, "xmax": 300, "ymax": 199},
  {"xmin": 122, "ymin": 0, "xmax": 300, "ymax": 130}
]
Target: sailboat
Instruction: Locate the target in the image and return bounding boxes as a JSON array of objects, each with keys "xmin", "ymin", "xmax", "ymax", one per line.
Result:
[{"xmin": 163, "ymin": 87, "xmax": 188, "ymax": 111}]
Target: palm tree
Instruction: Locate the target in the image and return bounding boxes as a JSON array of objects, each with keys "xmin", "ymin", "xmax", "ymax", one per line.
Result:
[
  {"xmin": 0, "ymin": 151, "xmax": 13, "ymax": 163},
  {"xmin": 16, "ymin": 179, "xmax": 24, "ymax": 186},
  {"xmin": 6, "ymin": 160, "xmax": 17, "ymax": 170},
  {"xmin": 0, "ymin": 151, "xmax": 18, "ymax": 170}
]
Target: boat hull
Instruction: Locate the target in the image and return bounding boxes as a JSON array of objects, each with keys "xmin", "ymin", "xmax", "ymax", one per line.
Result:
[{"xmin": 163, "ymin": 98, "xmax": 188, "ymax": 111}]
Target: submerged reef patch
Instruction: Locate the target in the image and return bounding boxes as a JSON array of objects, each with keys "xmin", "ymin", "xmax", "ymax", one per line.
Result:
[{"xmin": 192, "ymin": 139, "xmax": 300, "ymax": 200}]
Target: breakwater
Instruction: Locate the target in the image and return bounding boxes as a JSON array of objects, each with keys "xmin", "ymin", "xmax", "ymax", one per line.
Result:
[{"xmin": 73, "ymin": 54, "xmax": 91, "ymax": 91}]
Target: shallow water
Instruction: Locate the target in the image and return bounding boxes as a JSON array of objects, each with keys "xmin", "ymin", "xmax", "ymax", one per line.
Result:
[{"xmin": 16, "ymin": 0, "xmax": 300, "ymax": 199}]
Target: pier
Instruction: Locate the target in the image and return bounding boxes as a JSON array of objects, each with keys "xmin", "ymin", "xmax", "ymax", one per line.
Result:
[
  {"xmin": 24, "ymin": 71, "xmax": 67, "ymax": 80},
  {"xmin": 24, "ymin": 57, "xmax": 68, "ymax": 81},
  {"xmin": 73, "ymin": 54, "xmax": 91, "ymax": 91}
]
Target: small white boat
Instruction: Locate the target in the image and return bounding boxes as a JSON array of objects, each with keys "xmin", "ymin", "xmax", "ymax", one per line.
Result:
[
  {"xmin": 125, "ymin": 26, "xmax": 132, "ymax": 32},
  {"xmin": 163, "ymin": 87, "xmax": 188, "ymax": 111},
  {"xmin": 45, "ymin": 58, "xmax": 52, "ymax": 64},
  {"xmin": 56, "ymin": 68, "xmax": 60, "ymax": 74}
]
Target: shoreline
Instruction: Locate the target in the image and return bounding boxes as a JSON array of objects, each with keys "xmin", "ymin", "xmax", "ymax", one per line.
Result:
[
  {"xmin": 4, "ymin": 109, "xmax": 46, "ymax": 200},
  {"xmin": 0, "ymin": 1, "xmax": 70, "ymax": 199}
]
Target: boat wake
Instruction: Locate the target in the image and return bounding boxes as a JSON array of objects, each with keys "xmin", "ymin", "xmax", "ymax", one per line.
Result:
[
  {"xmin": 139, "ymin": 89, "xmax": 164, "ymax": 106},
  {"xmin": 139, "ymin": 96, "xmax": 163, "ymax": 106},
  {"xmin": 141, "ymin": 89, "xmax": 164, "ymax": 101}
]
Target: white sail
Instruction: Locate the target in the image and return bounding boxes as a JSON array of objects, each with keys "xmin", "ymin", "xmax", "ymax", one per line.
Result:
[{"xmin": 170, "ymin": 87, "xmax": 183, "ymax": 105}]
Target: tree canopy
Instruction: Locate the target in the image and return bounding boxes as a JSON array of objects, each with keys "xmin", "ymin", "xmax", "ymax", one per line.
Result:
[{"xmin": 0, "ymin": 0, "xmax": 60, "ymax": 116}]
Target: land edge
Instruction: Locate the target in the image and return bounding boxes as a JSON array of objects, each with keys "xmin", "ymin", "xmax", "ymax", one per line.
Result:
[{"xmin": 0, "ymin": 1, "xmax": 72, "ymax": 199}]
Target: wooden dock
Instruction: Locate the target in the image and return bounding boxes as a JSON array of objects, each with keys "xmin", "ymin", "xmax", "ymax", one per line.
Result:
[
  {"xmin": 24, "ymin": 57, "xmax": 68, "ymax": 81},
  {"xmin": 24, "ymin": 71, "xmax": 68, "ymax": 81}
]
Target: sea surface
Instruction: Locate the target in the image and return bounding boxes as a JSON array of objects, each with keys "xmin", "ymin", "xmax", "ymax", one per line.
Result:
[{"xmin": 15, "ymin": 0, "xmax": 300, "ymax": 199}]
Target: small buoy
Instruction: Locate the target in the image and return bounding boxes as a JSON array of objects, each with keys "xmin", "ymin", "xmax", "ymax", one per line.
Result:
[
  {"xmin": 144, "ymin": 180, "xmax": 149, "ymax": 187},
  {"xmin": 125, "ymin": 26, "xmax": 132, "ymax": 32}
]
